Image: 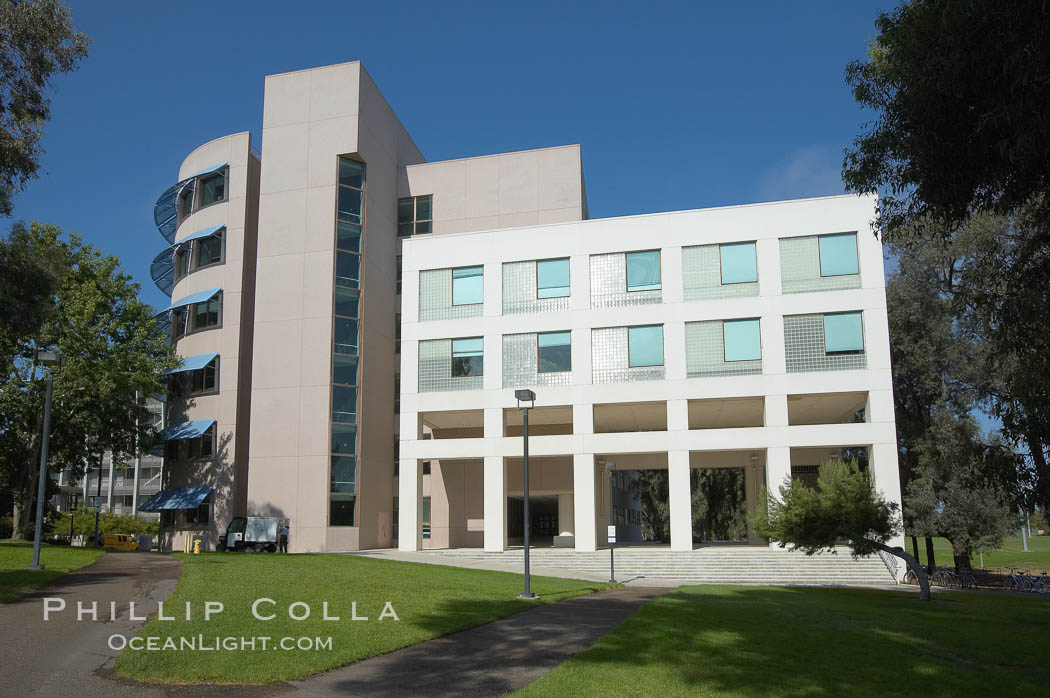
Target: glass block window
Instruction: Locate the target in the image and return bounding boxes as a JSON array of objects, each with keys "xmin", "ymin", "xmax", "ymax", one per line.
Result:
[
  {"xmin": 818, "ymin": 233, "xmax": 859, "ymax": 277},
  {"xmin": 452, "ymin": 337, "xmax": 483, "ymax": 377},
  {"xmin": 723, "ymin": 318, "xmax": 762, "ymax": 361},
  {"xmin": 626, "ymin": 251, "xmax": 661, "ymax": 291},
  {"xmin": 823, "ymin": 311, "xmax": 864, "ymax": 352},
  {"xmin": 199, "ymin": 171, "xmax": 226, "ymax": 207},
  {"xmin": 330, "ymin": 456, "xmax": 356, "ymax": 494},
  {"xmin": 537, "ymin": 258, "xmax": 570, "ymax": 298},
  {"xmin": 538, "ymin": 331, "xmax": 571, "ymax": 373},
  {"xmin": 628, "ymin": 325, "xmax": 664, "ymax": 367},
  {"xmin": 780, "ymin": 236, "xmax": 861, "ymax": 294},
  {"xmin": 685, "ymin": 320, "xmax": 762, "ymax": 378},
  {"xmin": 592, "ymin": 326, "xmax": 665, "ymax": 383},
  {"xmin": 720, "ymin": 242, "xmax": 758, "ymax": 284},
  {"xmin": 591, "ymin": 253, "xmax": 661, "ymax": 308},
  {"xmin": 398, "ymin": 195, "xmax": 432, "ymax": 236},
  {"xmin": 683, "ymin": 244, "xmax": 758, "ymax": 301},
  {"xmin": 502, "ymin": 333, "xmax": 573, "ymax": 388},
  {"xmin": 784, "ymin": 313, "xmax": 867, "ymax": 373},
  {"xmin": 452, "ymin": 266, "xmax": 483, "ymax": 306},
  {"xmin": 503, "ymin": 261, "xmax": 570, "ymax": 315},
  {"xmin": 420, "ymin": 268, "xmax": 483, "ymax": 321}
]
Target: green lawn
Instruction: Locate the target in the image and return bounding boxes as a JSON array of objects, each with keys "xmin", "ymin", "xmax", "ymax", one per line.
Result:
[
  {"xmin": 0, "ymin": 540, "xmax": 105, "ymax": 602},
  {"xmin": 114, "ymin": 553, "xmax": 615, "ymax": 684},
  {"xmin": 517, "ymin": 586, "xmax": 1050, "ymax": 697},
  {"xmin": 907, "ymin": 534, "xmax": 1050, "ymax": 571}
]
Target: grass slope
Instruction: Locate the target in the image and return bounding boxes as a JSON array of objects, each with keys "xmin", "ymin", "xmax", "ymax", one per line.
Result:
[
  {"xmin": 0, "ymin": 541, "xmax": 104, "ymax": 602},
  {"xmin": 517, "ymin": 586, "xmax": 1050, "ymax": 697},
  {"xmin": 114, "ymin": 553, "xmax": 614, "ymax": 684}
]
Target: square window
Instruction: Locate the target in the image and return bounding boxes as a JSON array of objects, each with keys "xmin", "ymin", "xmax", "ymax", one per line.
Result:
[
  {"xmin": 337, "ymin": 187, "xmax": 362, "ymax": 225},
  {"xmin": 336, "ymin": 251, "xmax": 360, "ymax": 290},
  {"xmin": 199, "ymin": 172, "xmax": 225, "ymax": 206},
  {"xmin": 338, "ymin": 159, "xmax": 364, "ymax": 189},
  {"xmin": 818, "ymin": 233, "xmax": 859, "ymax": 277},
  {"xmin": 452, "ymin": 266, "xmax": 483, "ymax": 305},
  {"xmin": 335, "ymin": 288, "xmax": 360, "ymax": 319},
  {"xmin": 416, "ymin": 195, "xmax": 432, "ymax": 221},
  {"xmin": 720, "ymin": 242, "xmax": 758, "ymax": 284},
  {"xmin": 337, "ymin": 222, "xmax": 361, "ymax": 252},
  {"xmin": 536, "ymin": 258, "xmax": 570, "ymax": 298},
  {"xmin": 626, "ymin": 250, "xmax": 661, "ymax": 291},
  {"xmin": 331, "ymin": 423, "xmax": 357, "ymax": 455},
  {"xmin": 537, "ymin": 331, "xmax": 571, "ymax": 372},
  {"xmin": 334, "ymin": 317, "xmax": 359, "ymax": 356},
  {"xmin": 397, "ymin": 198, "xmax": 415, "ymax": 224},
  {"xmin": 195, "ymin": 234, "xmax": 223, "ymax": 268},
  {"xmin": 414, "ymin": 221, "xmax": 431, "ymax": 235},
  {"xmin": 628, "ymin": 325, "xmax": 664, "ymax": 367},
  {"xmin": 333, "ymin": 354, "xmax": 358, "ymax": 385},
  {"xmin": 723, "ymin": 319, "xmax": 762, "ymax": 361},
  {"xmin": 331, "ymin": 455, "xmax": 356, "ymax": 493},
  {"xmin": 332, "ymin": 385, "xmax": 358, "ymax": 424},
  {"xmin": 823, "ymin": 312, "xmax": 864, "ymax": 353},
  {"xmin": 330, "ymin": 495, "xmax": 355, "ymax": 526},
  {"xmin": 451, "ymin": 337, "xmax": 483, "ymax": 377}
]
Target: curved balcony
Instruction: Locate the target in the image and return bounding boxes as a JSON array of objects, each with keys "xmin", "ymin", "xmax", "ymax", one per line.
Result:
[
  {"xmin": 153, "ymin": 163, "xmax": 227, "ymax": 243},
  {"xmin": 151, "ymin": 246, "xmax": 175, "ymax": 296}
]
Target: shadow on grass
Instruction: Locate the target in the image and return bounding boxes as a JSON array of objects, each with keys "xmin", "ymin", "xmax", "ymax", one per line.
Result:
[
  {"xmin": 308, "ymin": 588, "xmax": 649, "ymax": 698},
  {"xmin": 522, "ymin": 585, "xmax": 1050, "ymax": 696}
]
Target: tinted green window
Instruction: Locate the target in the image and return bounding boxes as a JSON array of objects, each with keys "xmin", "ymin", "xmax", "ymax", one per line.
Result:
[
  {"xmin": 452, "ymin": 266, "xmax": 483, "ymax": 305},
  {"xmin": 193, "ymin": 297, "xmax": 220, "ymax": 330},
  {"xmin": 331, "ymin": 423, "xmax": 357, "ymax": 455},
  {"xmin": 819, "ymin": 233, "xmax": 859, "ymax": 277},
  {"xmin": 452, "ymin": 337, "xmax": 483, "ymax": 377},
  {"xmin": 416, "ymin": 196, "xmax": 432, "ymax": 221},
  {"xmin": 337, "ymin": 222, "xmax": 361, "ymax": 252},
  {"xmin": 338, "ymin": 159, "xmax": 364, "ymax": 189},
  {"xmin": 398, "ymin": 198, "xmax": 414, "ymax": 224},
  {"xmin": 628, "ymin": 325, "xmax": 663, "ymax": 367},
  {"xmin": 538, "ymin": 331, "xmax": 571, "ymax": 372},
  {"xmin": 335, "ymin": 251, "xmax": 360, "ymax": 289},
  {"xmin": 720, "ymin": 242, "xmax": 758, "ymax": 284},
  {"xmin": 334, "ymin": 317, "xmax": 358, "ymax": 355},
  {"xmin": 195, "ymin": 234, "xmax": 222, "ymax": 267},
  {"xmin": 723, "ymin": 319, "xmax": 761, "ymax": 361},
  {"xmin": 334, "ymin": 288, "xmax": 359, "ymax": 318},
  {"xmin": 329, "ymin": 495, "xmax": 355, "ymax": 526},
  {"xmin": 199, "ymin": 172, "xmax": 225, "ymax": 206},
  {"xmin": 824, "ymin": 312, "xmax": 864, "ymax": 352},
  {"xmin": 174, "ymin": 249, "xmax": 189, "ymax": 280},
  {"xmin": 333, "ymin": 355, "xmax": 358, "ymax": 385},
  {"xmin": 332, "ymin": 385, "xmax": 358, "ymax": 424},
  {"xmin": 626, "ymin": 251, "xmax": 661, "ymax": 291},
  {"xmin": 330, "ymin": 456, "xmax": 356, "ymax": 493},
  {"xmin": 536, "ymin": 258, "xmax": 570, "ymax": 298},
  {"xmin": 337, "ymin": 187, "xmax": 362, "ymax": 224}
]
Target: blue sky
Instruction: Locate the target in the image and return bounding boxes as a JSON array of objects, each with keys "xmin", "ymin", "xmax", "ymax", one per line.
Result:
[{"xmin": 11, "ymin": 0, "xmax": 894, "ymax": 310}]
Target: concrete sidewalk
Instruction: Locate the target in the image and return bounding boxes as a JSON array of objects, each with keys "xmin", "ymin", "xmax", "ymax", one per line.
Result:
[{"xmin": 291, "ymin": 586, "xmax": 668, "ymax": 697}]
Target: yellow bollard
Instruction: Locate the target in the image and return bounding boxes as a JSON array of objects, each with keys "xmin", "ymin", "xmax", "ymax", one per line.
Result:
[{"xmin": 193, "ymin": 538, "xmax": 201, "ymax": 555}]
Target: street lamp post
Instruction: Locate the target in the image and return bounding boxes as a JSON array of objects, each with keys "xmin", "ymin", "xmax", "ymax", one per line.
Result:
[
  {"xmin": 605, "ymin": 461, "xmax": 617, "ymax": 583},
  {"xmin": 515, "ymin": 388, "xmax": 536, "ymax": 599},
  {"xmin": 27, "ymin": 349, "xmax": 63, "ymax": 571}
]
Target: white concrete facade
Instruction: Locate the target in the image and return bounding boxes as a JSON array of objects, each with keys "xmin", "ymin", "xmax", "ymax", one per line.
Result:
[{"xmin": 397, "ymin": 194, "xmax": 902, "ymax": 553}]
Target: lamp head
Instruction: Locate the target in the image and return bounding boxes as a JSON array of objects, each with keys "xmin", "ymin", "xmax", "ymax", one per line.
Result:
[
  {"xmin": 514, "ymin": 389, "xmax": 536, "ymax": 402},
  {"xmin": 33, "ymin": 348, "xmax": 64, "ymax": 369}
]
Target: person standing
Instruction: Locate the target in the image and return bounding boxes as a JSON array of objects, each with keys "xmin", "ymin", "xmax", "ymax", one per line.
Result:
[{"xmin": 278, "ymin": 522, "xmax": 289, "ymax": 553}]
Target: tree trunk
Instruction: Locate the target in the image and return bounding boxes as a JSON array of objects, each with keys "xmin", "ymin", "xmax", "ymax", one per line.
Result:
[
  {"xmin": 952, "ymin": 549, "xmax": 972, "ymax": 574},
  {"xmin": 10, "ymin": 502, "xmax": 24, "ymax": 540},
  {"xmin": 910, "ymin": 535, "xmax": 919, "ymax": 561},
  {"xmin": 924, "ymin": 536, "xmax": 936, "ymax": 570},
  {"xmin": 867, "ymin": 539, "xmax": 931, "ymax": 602}
]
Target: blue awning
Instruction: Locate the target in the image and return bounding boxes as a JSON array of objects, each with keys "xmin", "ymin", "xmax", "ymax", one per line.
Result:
[
  {"xmin": 185, "ymin": 162, "xmax": 227, "ymax": 180},
  {"xmin": 139, "ymin": 486, "xmax": 213, "ymax": 512},
  {"xmin": 159, "ymin": 419, "xmax": 216, "ymax": 441},
  {"xmin": 168, "ymin": 352, "xmax": 218, "ymax": 375},
  {"xmin": 164, "ymin": 287, "xmax": 221, "ymax": 312},
  {"xmin": 175, "ymin": 224, "xmax": 225, "ymax": 246}
]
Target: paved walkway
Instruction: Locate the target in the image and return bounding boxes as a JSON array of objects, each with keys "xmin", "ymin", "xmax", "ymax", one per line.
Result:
[{"xmin": 291, "ymin": 586, "xmax": 668, "ymax": 697}]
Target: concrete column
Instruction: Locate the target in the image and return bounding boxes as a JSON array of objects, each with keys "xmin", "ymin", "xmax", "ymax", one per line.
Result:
[
  {"xmin": 766, "ymin": 446, "xmax": 791, "ymax": 549},
  {"xmin": 483, "ymin": 456, "xmax": 507, "ymax": 551},
  {"xmin": 871, "ymin": 442, "xmax": 905, "ymax": 549},
  {"xmin": 484, "ymin": 408, "xmax": 503, "ymax": 439},
  {"xmin": 667, "ymin": 398, "xmax": 689, "ymax": 432},
  {"xmin": 745, "ymin": 464, "xmax": 764, "ymax": 545},
  {"xmin": 558, "ymin": 494, "xmax": 575, "ymax": 536},
  {"xmin": 397, "ymin": 458, "xmax": 421, "ymax": 551},
  {"xmin": 573, "ymin": 453, "xmax": 597, "ymax": 551},
  {"xmin": 668, "ymin": 450, "xmax": 692, "ymax": 551}
]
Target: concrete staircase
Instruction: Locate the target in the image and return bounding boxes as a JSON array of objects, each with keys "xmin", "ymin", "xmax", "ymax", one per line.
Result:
[{"xmin": 421, "ymin": 547, "xmax": 897, "ymax": 586}]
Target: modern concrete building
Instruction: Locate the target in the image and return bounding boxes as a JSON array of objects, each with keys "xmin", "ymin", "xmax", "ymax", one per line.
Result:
[
  {"xmin": 144, "ymin": 60, "xmax": 901, "ymax": 557},
  {"xmin": 397, "ymin": 195, "xmax": 902, "ymax": 553}
]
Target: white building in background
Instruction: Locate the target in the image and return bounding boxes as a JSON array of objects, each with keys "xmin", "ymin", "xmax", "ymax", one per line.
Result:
[
  {"xmin": 397, "ymin": 195, "xmax": 902, "ymax": 552},
  {"xmin": 141, "ymin": 60, "xmax": 901, "ymax": 554}
]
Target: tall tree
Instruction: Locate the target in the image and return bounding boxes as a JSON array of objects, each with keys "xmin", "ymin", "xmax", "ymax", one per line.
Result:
[
  {"xmin": 1, "ymin": 223, "xmax": 175, "ymax": 538},
  {"xmin": 0, "ymin": 0, "xmax": 88, "ymax": 216}
]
